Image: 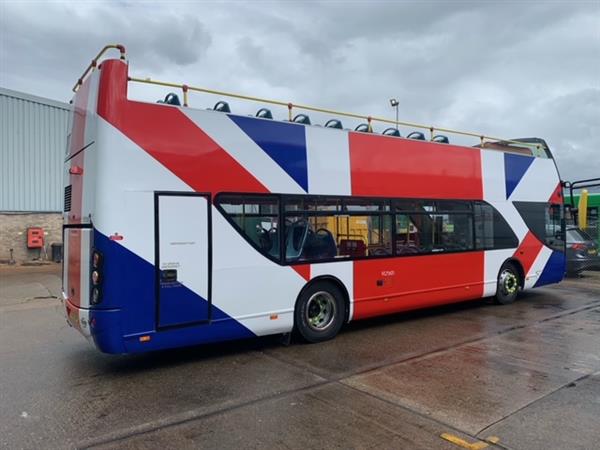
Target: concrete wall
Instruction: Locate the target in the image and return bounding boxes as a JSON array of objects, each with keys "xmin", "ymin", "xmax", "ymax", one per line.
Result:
[{"xmin": 0, "ymin": 213, "xmax": 62, "ymax": 263}]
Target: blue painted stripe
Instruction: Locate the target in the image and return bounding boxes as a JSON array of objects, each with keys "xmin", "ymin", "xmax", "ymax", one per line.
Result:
[
  {"xmin": 534, "ymin": 250, "xmax": 566, "ymax": 287},
  {"xmin": 90, "ymin": 230, "xmax": 255, "ymax": 354},
  {"xmin": 504, "ymin": 153, "xmax": 534, "ymax": 199},
  {"xmin": 229, "ymin": 115, "xmax": 308, "ymax": 191},
  {"xmin": 159, "ymin": 280, "xmax": 210, "ymax": 327}
]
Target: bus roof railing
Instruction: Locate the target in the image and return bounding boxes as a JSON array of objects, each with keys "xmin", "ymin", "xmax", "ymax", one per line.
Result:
[
  {"xmin": 74, "ymin": 44, "xmax": 543, "ymax": 152},
  {"xmin": 564, "ymin": 178, "xmax": 600, "ymax": 206},
  {"xmin": 72, "ymin": 44, "xmax": 126, "ymax": 93}
]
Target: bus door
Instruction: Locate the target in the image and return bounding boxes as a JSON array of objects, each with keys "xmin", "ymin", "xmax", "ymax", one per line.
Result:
[{"xmin": 156, "ymin": 192, "xmax": 211, "ymax": 328}]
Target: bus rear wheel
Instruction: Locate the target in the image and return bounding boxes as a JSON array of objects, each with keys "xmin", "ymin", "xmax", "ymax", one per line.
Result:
[
  {"xmin": 295, "ymin": 281, "xmax": 345, "ymax": 343},
  {"xmin": 494, "ymin": 262, "xmax": 520, "ymax": 305}
]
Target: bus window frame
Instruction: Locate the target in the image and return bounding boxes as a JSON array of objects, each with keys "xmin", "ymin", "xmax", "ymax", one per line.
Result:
[{"xmin": 214, "ymin": 193, "xmax": 522, "ymax": 266}]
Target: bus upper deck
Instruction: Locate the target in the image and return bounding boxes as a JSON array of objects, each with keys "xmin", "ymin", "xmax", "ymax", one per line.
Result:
[{"xmin": 72, "ymin": 44, "xmax": 553, "ymax": 162}]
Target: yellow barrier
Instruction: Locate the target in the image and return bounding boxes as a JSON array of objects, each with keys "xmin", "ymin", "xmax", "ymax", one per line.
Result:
[{"xmin": 578, "ymin": 190, "xmax": 589, "ymax": 229}]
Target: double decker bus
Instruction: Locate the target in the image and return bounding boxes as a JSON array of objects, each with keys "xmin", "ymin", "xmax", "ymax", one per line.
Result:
[{"xmin": 63, "ymin": 45, "xmax": 565, "ymax": 354}]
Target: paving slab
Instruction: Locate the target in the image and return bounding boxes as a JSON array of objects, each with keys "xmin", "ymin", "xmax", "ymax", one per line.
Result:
[
  {"xmin": 0, "ymin": 304, "xmax": 323, "ymax": 450},
  {"xmin": 1, "ymin": 264, "xmax": 600, "ymax": 449},
  {"xmin": 90, "ymin": 383, "xmax": 466, "ymax": 450},
  {"xmin": 343, "ymin": 306, "xmax": 600, "ymax": 435},
  {"xmin": 264, "ymin": 285, "xmax": 600, "ymax": 379},
  {"xmin": 0, "ymin": 264, "xmax": 61, "ymax": 305},
  {"xmin": 482, "ymin": 372, "xmax": 600, "ymax": 450}
]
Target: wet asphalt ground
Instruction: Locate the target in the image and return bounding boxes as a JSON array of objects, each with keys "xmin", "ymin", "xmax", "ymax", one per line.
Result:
[{"xmin": 1, "ymin": 264, "xmax": 599, "ymax": 450}]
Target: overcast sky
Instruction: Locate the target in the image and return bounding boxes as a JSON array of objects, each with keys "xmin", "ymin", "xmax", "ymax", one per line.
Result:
[{"xmin": 1, "ymin": 0, "xmax": 599, "ymax": 183}]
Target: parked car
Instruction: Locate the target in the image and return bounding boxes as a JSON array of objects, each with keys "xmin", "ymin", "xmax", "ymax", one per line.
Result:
[{"xmin": 566, "ymin": 227, "xmax": 600, "ymax": 275}]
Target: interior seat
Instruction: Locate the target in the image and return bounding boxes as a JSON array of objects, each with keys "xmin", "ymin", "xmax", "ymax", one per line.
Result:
[
  {"xmin": 157, "ymin": 93, "xmax": 181, "ymax": 106},
  {"xmin": 213, "ymin": 101, "xmax": 231, "ymax": 113},
  {"xmin": 256, "ymin": 108, "xmax": 273, "ymax": 119},
  {"xmin": 292, "ymin": 114, "xmax": 311, "ymax": 125},
  {"xmin": 355, "ymin": 123, "xmax": 371, "ymax": 133},
  {"xmin": 382, "ymin": 128, "xmax": 401, "ymax": 137},
  {"xmin": 407, "ymin": 131, "xmax": 425, "ymax": 140},
  {"xmin": 325, "ymin": 119, "xmax": 343, "ymax": 129}
]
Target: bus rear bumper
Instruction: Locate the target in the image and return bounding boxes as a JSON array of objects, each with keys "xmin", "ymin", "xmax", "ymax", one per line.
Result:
[{"xmin": 64, "ymin": 298, "xmax": 127, "ymax": 354}]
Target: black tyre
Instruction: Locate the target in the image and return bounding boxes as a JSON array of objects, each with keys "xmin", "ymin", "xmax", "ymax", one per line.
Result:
[
  {"xmin": 295, "ymin": 281, "xmax": 345, "ymax": 343},
  {"xmin": 494, "ymin": 262, "xmax": 521, "ymax": 305}
]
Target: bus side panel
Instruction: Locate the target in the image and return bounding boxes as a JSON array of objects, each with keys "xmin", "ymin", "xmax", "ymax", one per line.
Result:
[
  {"xmin": 211, "ymin": 207, "xmax": 305, "ymax": 336},
  {"xmin": 352, "ymin": 252, "xmax": 484, "ymax": 320},
  {"xmin": 349, "ymin": 132, "xmax": 483, "ymax": 200},
  {"xmin": 533, "ymin": 251, "xmax": 566, "ymax": 287}
]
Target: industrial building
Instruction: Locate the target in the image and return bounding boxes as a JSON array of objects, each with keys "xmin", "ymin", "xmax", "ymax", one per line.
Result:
[{"xmin": 0, "ymin": 87, "xmax": 70, "ymax": 263}]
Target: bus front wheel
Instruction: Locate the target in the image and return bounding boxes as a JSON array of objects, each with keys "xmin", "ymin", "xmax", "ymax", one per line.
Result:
[
  {"xmin": 494, "ymin": 262, "xmax": 521, "ymax": 305},
  {"xmin": 295, "ymin": 281, "xmax": 345, "ymax": 343}
]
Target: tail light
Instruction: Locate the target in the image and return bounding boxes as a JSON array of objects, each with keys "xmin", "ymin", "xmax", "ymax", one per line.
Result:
[
  {"xmin": 91, "ymin": 249, "xmax": 103, "ymax": 305},
  {"xmin": 91, "ymin": 287, "xmax": 102, "ymax": 305},
  {"xmin": 92, "ymin": 250, "xmax": 102, "ymax": 269},
  {"xmin": 569, "ymin": 243, "xmax": 586, "ymax": 251}
]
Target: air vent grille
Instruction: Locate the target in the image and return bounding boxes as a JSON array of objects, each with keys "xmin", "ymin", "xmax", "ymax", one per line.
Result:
[{"xmin": 64, "ymin": 185, "xmax": 72, "ymax": 212}]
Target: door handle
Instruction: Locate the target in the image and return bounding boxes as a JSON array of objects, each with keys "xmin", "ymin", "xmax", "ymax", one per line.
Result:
[{"xmin": 161, "ymin": 269, "xmax": 178, "ymax": 283}]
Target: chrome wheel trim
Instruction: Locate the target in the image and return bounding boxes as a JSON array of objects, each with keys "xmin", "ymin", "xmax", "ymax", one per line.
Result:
[
  {"xmin": 305, "ymin": 291, "xmax": 336, "ymax": 332},
  {"xmin": 499, "ymin": 269, "xmax": 518, "ymax": 296}
]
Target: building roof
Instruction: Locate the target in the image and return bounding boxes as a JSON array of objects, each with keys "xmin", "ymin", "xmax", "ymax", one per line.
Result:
[{"xmin": 0, "ymin": 87, "xmax": 70, "ymax": 110}]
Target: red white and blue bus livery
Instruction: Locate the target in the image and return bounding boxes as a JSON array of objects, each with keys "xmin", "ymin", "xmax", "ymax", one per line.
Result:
[{"xmin": 63, "ymin": 45, "xmax": 565, "ymax": 354}]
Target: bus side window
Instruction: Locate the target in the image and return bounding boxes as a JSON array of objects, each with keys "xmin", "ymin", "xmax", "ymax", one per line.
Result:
[
  {"xmin": 545, "ymin": 204, "xmax": 564, "ymax": 250},
  {"xmin": 284, "ymin": 199, "xmax": 393, "ymax": 262},
  {"xmin": 395, "ymin": 214, "xmax": 422, "ymax": 255},
  {"xmin": 217, "ymin": 194, "xmax": 280, "ymax": 260},
  {"xmin": 285, "ymin": 217, "xmax": 310, "ymax": 261},
  {"xmin": 474, "ymin": 202, "xmax": 518, "ymax": 250},
  {"xmin": 513, "ymin": 201, "xmax": 563, "ymax": 250}
]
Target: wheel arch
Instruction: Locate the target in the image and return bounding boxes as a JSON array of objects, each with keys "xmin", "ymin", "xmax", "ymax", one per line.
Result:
[
  {"xmin": 502, "ymin": 258, "xmax": 526, "ymax": 288},
  {"xmin": 295, "ymin": 275, "xmax": 351, "ymax": 324}
]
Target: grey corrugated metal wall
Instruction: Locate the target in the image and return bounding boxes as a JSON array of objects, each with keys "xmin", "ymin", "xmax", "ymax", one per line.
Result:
[{"xmin": 0, "ymin": 87, "xmax": 71, "ymax": 212}]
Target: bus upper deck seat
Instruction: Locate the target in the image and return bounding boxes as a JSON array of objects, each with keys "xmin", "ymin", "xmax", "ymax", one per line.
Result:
[
  {"xmin": 407, "ymin": 131, "xmax": 425, "ymax": 140},
  {"xmin": 256, "ymin": 108, "xmax": 273, "ymax": 119},
  {"xmin": 213, "ymin": 101, "xmax": 231, "ymax": 113},
  {"xmin": 432, "ymin": 135, "xmax": 450, "ymax": 144},
  {"xmin": 382, "ymin": 128, "xmax": 401, "ymax": 137},
  {"xmin": 157, "ymin": 93, "xmax": 181, "ymax": 106},
  {"xmin": 293, "ymin": 114, "xmax": 311, "ymax": 125},
  {"xmin": 325, "ymin": 119, "xmax": 343, "ymax": 129},
  {"xmin": 355, "ymin": 123, "xmax": 371, "ymax": 133},
  {"xmin": 339, "ymin": 239, "xmax": 366, "ymax": 257}
]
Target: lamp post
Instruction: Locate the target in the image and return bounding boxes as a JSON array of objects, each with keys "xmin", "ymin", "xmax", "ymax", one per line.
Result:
[{"xmin": 389, "ymin": 98, "xmax": 399, "ymax": 130}]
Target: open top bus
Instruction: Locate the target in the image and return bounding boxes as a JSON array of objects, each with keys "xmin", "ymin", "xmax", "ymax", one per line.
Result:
[{"xmin": 63, "ymin": 45, "xmax": 565, "ymax": 353}]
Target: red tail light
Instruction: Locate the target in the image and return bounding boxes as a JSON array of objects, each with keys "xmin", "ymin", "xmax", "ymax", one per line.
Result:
[{"xmin": 569, "ymin": 243, "xmax": 586, "ymax": 251}]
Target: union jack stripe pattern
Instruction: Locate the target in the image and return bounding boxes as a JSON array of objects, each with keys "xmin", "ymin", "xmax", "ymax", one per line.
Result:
[{"xmin": 63, "ymin": 59, "xmax": 565, "ymax": 353}]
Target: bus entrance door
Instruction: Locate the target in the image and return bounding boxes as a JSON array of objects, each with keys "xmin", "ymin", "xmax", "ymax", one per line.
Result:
[{"xmin": 156, "ymin": 193, "xmax": 211, "ymax": 328}]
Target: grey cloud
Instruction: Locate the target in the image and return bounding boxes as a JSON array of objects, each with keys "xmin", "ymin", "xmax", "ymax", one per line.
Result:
[
  {"xmin": 0, "ymin": 2, "xmax": 210, "ymax": 97},
  {"xmin": 1, "ymin": 0, "xmax": 598, "ymax": 182}
]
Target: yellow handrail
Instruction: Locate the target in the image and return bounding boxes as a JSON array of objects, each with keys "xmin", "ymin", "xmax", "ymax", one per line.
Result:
[
  {"xmin": 128, "ymin": 75, "xmax": 540, "ymax": 150},
  {"xmin": 72, "ymin": 45, "xmax": 541, "ymax": 151},
  {"xmin": 72, "ymin": 44, "xmax": 126, "ymax": 92}
]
